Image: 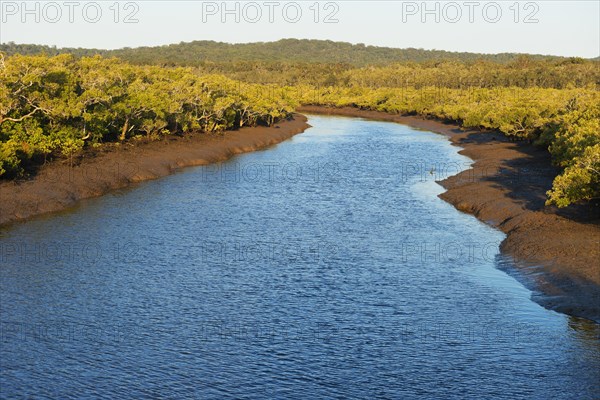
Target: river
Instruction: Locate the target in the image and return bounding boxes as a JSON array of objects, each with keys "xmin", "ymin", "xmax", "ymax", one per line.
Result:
[{"xmin": 1, "ymin": 115, "xmax": 599, "ymax": 399}]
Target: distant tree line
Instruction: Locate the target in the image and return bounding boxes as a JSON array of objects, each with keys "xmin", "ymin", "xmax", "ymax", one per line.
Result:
[
  {"xmin": 0, "ymin": 39, "xmax": 573, "ymax": 66},
  {"xmin": 2, "ymin": 40, "xmax": 597, "ymax": 90},
  {"xmin": 1, "ymin": 41, "xmax": 598, "ymax": 207}
]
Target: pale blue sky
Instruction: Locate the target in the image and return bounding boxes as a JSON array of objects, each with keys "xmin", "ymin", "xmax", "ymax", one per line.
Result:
[{"xmin": 1, "ymin": 1, "xmax": 598, "ymax": 57}]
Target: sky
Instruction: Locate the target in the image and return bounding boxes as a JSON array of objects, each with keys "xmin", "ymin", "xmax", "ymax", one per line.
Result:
[{"xmin": 0, "ymin": 1, "xmax": 599, "ymax": 57}]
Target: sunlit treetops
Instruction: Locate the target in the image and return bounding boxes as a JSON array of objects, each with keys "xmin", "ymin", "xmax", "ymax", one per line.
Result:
[
  {"xmin": 0, "ymin": 54, "xmax": 296, "ymax": 178},
  {"xmin": 1, "ymin": 53, "xmax": 598, "ymax": 207}
]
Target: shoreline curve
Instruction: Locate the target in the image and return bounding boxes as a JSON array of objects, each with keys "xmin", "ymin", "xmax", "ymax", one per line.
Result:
[
  {"xmin": 298, "ymin": 105, "xmax": 600, "ymax": 323},
  {"xmin": 2, "ymin": 106, "xmax": 598, "ymax": 322},
  {"xmin": 0, "ymin": 114, "xmax": 311, "ymax": 228}
]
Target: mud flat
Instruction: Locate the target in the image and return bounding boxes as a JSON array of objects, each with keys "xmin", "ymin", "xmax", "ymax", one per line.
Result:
[
  {"xmin": 0, "ymin": 114, "xmax": 310, "ymax": 228},
  {"xmin": 298, "ymin": 105, "xmax": 600, "ymax": 323}
]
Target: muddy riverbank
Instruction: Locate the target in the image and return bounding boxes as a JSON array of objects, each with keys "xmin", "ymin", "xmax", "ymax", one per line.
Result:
[
  {"xmin": 298, "ymin": 105, "xmax": 600, "ymax": 322},
  {"xmin": 0, "ymin": 114, "xmax": 310, "ymax": 228}
]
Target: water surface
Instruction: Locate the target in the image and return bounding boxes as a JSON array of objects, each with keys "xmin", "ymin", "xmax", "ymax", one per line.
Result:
[{"xmin": 1, "ymin": 115, "xmax": 599, "ymax": 399}]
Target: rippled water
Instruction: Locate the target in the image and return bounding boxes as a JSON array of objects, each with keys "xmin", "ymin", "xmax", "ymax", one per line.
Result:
[{"xmin": 1, "ymin": 115, "xmax": 599, "ymax": 399}]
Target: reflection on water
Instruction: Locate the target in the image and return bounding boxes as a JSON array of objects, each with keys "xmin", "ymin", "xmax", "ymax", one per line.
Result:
[
  {"xmin": 568, "ymin": 317, "xmax": 600, "ymax": 343},
  {"xmin": 1, "ymin": 115, "xmax": 599, "ymax": 399}
]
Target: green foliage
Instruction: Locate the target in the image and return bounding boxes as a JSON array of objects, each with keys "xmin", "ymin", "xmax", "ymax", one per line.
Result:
[
  {"xmin": 0, "ymin": 39, "xmax": 568, "ymax": 66},
  {"xmin": 1, "ymin": 46, "xmax": 598, "ymax": 208},
  {"xmin": 546, "ymin": 96, "xmax": 600, "ymax": 205},
  {"xmin": 546, "ymin": 145, "xmax": 600, "ymax": 207},
  {"xmin": 0, "ymin": 54, "xmax": 295, "ymax": 178},
  {"xmin": 298, "ymin": 85, "xmax": 600, "ymax": 207},
  {"xmin": 2, "ymin": 40, "xmax": 598, "ymax": 89}
]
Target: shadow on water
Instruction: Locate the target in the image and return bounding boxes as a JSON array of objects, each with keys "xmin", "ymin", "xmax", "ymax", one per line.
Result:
[
  {"xmin": 568, "ymin": 316, "xmax": 600, "ymax": 339},
  {"xmin": 493, "ymin": 252, "xmax": 600, "ymax": 324}
]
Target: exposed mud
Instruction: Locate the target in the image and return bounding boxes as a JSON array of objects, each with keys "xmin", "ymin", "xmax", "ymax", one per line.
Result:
[
  {"xmin": 0, "ymin": 114, "xmax": 310, "ymax": 228},
  {"xmin": 298, "ymin": 105, "xmax": 600, "ymax": 322}
]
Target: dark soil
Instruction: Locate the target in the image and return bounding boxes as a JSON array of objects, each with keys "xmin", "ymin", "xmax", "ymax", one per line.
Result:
[
  {"xmin": 0, "ymin": 114, "xmax": 310, "ymax": 227},
  {"xmin": 298, "ymin": 105, "xmax": 600, "ymax": 322}
]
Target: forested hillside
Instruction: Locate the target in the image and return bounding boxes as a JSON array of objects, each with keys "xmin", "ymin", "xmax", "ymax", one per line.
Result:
[
  {"xmin": 2, "ymin": 40, "xmax": 596, "ymax": 89},
  {"xmin": 0, "ymin": 39, "xmax": 568, "ymax": 66}
]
